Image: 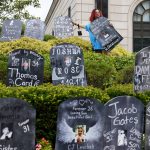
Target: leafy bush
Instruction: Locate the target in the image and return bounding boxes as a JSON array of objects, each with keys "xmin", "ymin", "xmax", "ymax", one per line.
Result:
[
  {"xmin": 44, "ymin": 34, "xmax": 56, "ymax": 41},
  {"xmin": 0, "ymin": 37, "xmax": 134, "ymax": 87},
  {"xmin": 0, "ymin": 83, "xmax": 109, "ymax": 146}
]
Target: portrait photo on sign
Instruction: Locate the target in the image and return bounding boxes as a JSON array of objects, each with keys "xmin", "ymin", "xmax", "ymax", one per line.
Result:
[
  {"xmin": 75, "ymin": 125, "xmax": 86, "ymax": 144},
  {"xmin": 0, "ymin": 123, "xmax": 13, "ymax": 140},
  {"xmin": 117, "ymin": 130, "xmax": 127, "ymax": 146}
]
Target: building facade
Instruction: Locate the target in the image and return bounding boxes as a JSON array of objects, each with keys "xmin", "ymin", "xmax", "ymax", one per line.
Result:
[{"xmin": 45, "ymin": 0, "xmax": 150, "ymax": 52}]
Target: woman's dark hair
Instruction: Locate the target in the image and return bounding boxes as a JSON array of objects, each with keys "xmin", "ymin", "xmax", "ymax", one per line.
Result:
[{"xmin": 89, "ymin": 9, "xmax": 103, "ymax": 22}]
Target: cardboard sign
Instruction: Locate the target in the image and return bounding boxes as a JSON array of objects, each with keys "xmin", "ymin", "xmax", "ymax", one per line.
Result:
[
  {"xmin": 0, "ymin": 98, "xmax": 36, "ymax": 150},
  {"xmin": 104, "ymin": 96, "xmax": 144, "ymax": 150},
  {"xmin": 54, "ymin": 16, "xmax": 73, "ymax": 38},
  {"xmin": 0, "ymin": 20, "xmax": 22, "ymax": 41},
  {"xmin": 134, "ymin": 46, "xmax": 150, "ymax": 92},
  {"xmin": 7, "ymin": 49, "xmax": 44, "ymax": 86},
  {"xmin": 50, "ymin": 43, "xmax": 87, "ymax": 86},
  {"xmin": 24, "ymin": 19, "xmax": 45, "ymax": 40},
  {"xmin": 55, "ymin": 97, "xmax": 105, "ymax": 150},
  {"xmin": 91, "ymin": 17, "xmax": 123, "ymax": 51}
]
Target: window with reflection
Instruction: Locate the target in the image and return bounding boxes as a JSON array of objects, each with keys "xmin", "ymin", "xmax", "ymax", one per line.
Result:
[
  {"xmin": 95, "ymin": 0, "xmax": 108, "ymax": 17},
  {"xmin": 133, "ymin": 0, "xmax": 150, "ymax": 52}
]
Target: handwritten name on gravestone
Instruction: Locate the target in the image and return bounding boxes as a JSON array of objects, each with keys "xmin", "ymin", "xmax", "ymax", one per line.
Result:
[
  {"xmin": 134, "ymin": 46, "xmax": 150, "ymax": 92},
  {"xmin": 0, "ymin": 20, "xmax": 22, "ymax": 41},
  {"xmin": 24, "ymin": 19, "xmax": 45, "ymax": 40},
  {"xmin": 7, "ymin": 49, "xmax": 44, "ymax": 86},
  {"xmin": 104, "ymin": 96, "xmax": 144, "ymax": 150},
  {"xmin": 50, "ymin": 43, "xmax": 87, "ymax": 86},
  {"xmin": 0, "ymin": 98, "xmax": 35, "ymax": 150},
  {"xmin": 145, "ymin": 102, "xmax": 150, "ymax": 150},
  {"xmin": 55, "ymin": 97, "xmax": 105, "ymax": 150},
  {"xmin": 90, "ymin": 17, "xmax": 123, "ymax": 51},
  {"xmin": 54, "ymin": 16, "xmax": 73, "ymax": 38}
]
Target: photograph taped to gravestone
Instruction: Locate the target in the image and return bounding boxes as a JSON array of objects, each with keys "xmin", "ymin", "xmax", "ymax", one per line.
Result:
[
  {"xmin": 90, "ymin": 17, "xmax": 123, "ymax": 51},
  {"xmin": 134, "ymin": 46, "xmax": 150, "ymax": 92},
  {"xmin": 55, "ymin": 97, "xmax": 105, "ymax": 150},
  {"xmin": 7, "ymin": 49, "xmax": 44, "ymax": 86},
  {"xmin": 145, "ymin": 102, "xmax": 150, "ymax": 150},
  {"xmin": 104, "ymin": 96, "xmax": 144, "ymax": 150},
  {"xmin": 50, "ymin": 43, "xmax": 87, "ymax": 86},
  {"xmin": 24, "ymin": 19, "xmax": 45, "ymax": 40},
  {"xmin": 0, "ymin": 98, "xmax": 36, "ymax": 150},
  {"xmin": 0, "ymin": 19, "xmax": 22, "ymax": 41},
  {"xmin": 54, "ymin": 16, "xmax": 73, "ymax": 38}
]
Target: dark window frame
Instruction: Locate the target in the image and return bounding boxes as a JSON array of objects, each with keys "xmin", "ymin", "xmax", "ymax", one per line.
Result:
[{"xmin": 95, "ymin": 0, "xmax": 108, "ymax": 17}]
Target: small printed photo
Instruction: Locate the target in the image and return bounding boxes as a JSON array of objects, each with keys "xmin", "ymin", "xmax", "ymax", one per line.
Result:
[
  {"xmin": 75, "ymin": 125, "xmax": 86, "ymax": 144},
  {"xmin": 117, "ymin": 130, "xmax": 127, "ymax": 146},
  {"xmin": 0, "ymin": 123, "xmax": 13, "ymax": 140}
]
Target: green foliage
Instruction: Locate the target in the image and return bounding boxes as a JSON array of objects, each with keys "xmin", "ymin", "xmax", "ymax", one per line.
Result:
[
  {"xmin": 0, "ymin": 36, "xmax": 140, "ymax": 149},
  {"xmin": 0, "ymin": 37, "xmax": 135, "ymax": 87},
  {"xmin": 44, "ymin": 34, "xmax": 56, "ymax": 41},
  {"xmin": 84, "ymin": 52, "xmax": 118, "ymax": 88},
  {"xmin": 36, "ymin": 138, "xmax": 53, "ymax": 150},
  {"xmin": 0, "ymin": 83, "xmax": 109, "ymax": 143},
  {"xmin": 0, "ymin": 0, "xmax": 40, "ymax": 25}
]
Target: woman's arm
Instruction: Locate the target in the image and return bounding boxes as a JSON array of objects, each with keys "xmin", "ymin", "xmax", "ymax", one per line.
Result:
[{"xmin": 72, "ymin": 21, "xmax": 85, "ymax": 29}]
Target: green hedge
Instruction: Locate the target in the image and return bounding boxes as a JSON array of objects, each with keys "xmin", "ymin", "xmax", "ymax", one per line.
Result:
[
  {"xmin": 0, "ymin": 82, "xmax": 150, "ymax": 149},
  {"xmin": 0, "ymin": 37, "xmax": 134, "ymax": 87},
  {"xmin": 0, "ymin": 37, "xmax": 139, "ymax": 149},
  {"xmin": 0, "ymin": 83, "xmax": 109, "ymax": 144}
]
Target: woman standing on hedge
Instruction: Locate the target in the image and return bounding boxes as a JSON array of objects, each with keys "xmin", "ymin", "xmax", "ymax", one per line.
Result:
[{"xmin": 73, "ymin": 9, "xmax": 105, "ymax": 53}]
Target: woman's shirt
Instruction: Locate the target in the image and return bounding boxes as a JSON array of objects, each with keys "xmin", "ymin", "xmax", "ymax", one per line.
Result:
[{"xmin": 85, "ymin": 23, "xmax": 103, "ymax": 51}]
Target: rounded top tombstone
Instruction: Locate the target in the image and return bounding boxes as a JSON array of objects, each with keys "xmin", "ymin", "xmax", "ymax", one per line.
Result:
[
  {"xmin": 7, "ymin": 49, "xmax": 44, "ymax": 87},
  {"xmin": 55, "ymin": 97, "xmax": 105, "ymax": 150},
  {"xmin": 0, "ymin": 19, "xmax": 22, "ymax": 41},
  {"xmin": 24, "ymin": 19, "xmax": 45, "ymax": 40},
  {"xmin": 134, "ymin": 46, "xmax": 150, "ymax": 92},
  {"xmin": 50, "ymin": 43, "xmax": 87, "ymax": 86},
  {"xmin": 0, "ymin": 98, "xmax": 36, "ymax": 150},
  {"xmin": 54, "ymin": 16, "xmax": 73, "ymax": 38},
  {"xmin": 104, "ymin": 96, "xmax": 144, "ymax": 150}
]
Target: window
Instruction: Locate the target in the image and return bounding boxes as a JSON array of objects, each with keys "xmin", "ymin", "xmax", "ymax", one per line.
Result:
[
  {"xmin": 133, "ymin": 1, "xmax": 150, "ymax": 52},
  {"xmin": 68, "ymin": 7, "xmax": 71, "ymax": 18},
  {"xmin": 95, "ymin": 0, "xmax": 108, "ymax": 17}
]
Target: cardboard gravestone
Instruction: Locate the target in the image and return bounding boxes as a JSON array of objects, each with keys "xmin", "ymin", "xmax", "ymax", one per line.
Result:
[
  {"xmin": 54, "ymin": 16, "xmax": 73, "ymax": 38},
  {"xmin": 0, "ymin": 98, "xmax": 35, "ymax": 150},
  {"xmin": 134, "ymin": 46, "xmax": 150, "ymax": 92},
  {"xmin": 50, "ymin": 43, "xmax": 87, "ymax": 86},
  {"xmin": 145, "ymin": 102, "xmax": 150, "ymax": 150},
  {"xmin": 90, "ymin": 17, "xmax": 123, "ymax": 51},
  {"xmin": 55, "ymin": 97, "xmax": 105, "ymax": 150},
  {"xmin": 104, "ymin": 96, "xmax": 144, "ymax": 150},
  {"xmin": 0, "ymin": 19, "xmax": 22, "ymax": 41},
  {"xmin": 7, "ymin": 49, "xmax": 44, "ymax": 86},
  {"xmin": 24, "ymin": 19, "xmax": 45, "ymax": 40}
]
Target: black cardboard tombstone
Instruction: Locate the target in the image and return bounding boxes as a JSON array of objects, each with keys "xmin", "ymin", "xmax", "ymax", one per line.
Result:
[
  {"xmin": 145, "ymin": 102, "xmax": 150, "ymax": 150},
  {"xmin": 134, "ymin": 46, "xmax": 150, "ymax": 92},
  {"xmin": 7, "ymin": 49, "xmax": 44, "ymax": 86},
  {"xmin": 55, "ymin": 97, "xmax": 105, "ymax": 150},
  {"xmin": 0, "ymin": 98, "xmax": 35, "ymax": 150},
  {"xmin": 50, "ymin": 43, "xmax": 87, "ymax": 86},
  {"xmin": 54, "ymin": 16, "xmax": 73, "ymax": 38},
  {"xmin": 104, "ymin": 96, "xmax": 144, "ymax": 150},
  {"xmin": 24, "ymin": 19, "xmax": 45, "ymax": 40},
  {"xmin": 0, "ymin": 19, "xmax": 22, "ymax": 41},
  {"xmin": 90, "ymin": 17, "xmax": 123, "ymax": 51}
]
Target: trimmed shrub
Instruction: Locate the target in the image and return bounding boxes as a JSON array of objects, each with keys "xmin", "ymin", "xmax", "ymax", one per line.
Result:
[
  {"xmin": 44, "ymin": 34, "xmax": 56, "ymax": 41},
  {"xmin": 0, "ymin": 83, "xmax": 109, "ymax": 145},
  {"xmin": 0, "ymin": 37, "xmax": 135, "ymax": 87}
]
